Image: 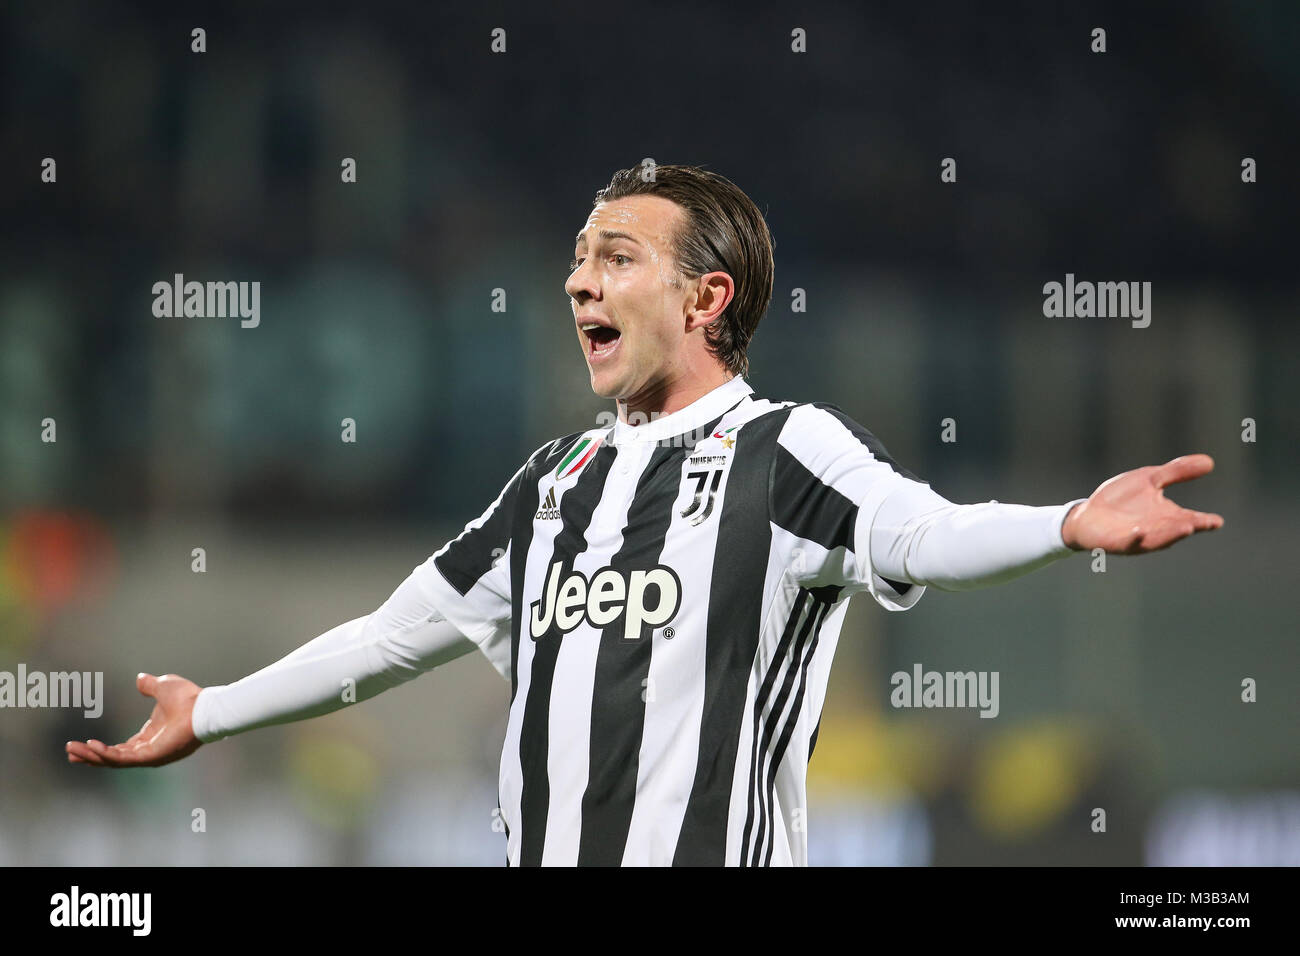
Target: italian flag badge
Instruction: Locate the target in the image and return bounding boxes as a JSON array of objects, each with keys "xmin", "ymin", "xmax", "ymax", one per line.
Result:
[{"xmin": 556, "ymin": 436, "xmax": 603, "ymax": 480}]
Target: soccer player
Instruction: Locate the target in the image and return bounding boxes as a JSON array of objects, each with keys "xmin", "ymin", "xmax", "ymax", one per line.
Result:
[{"xmin": 67, "ymin": 164, "xmax": 1223, "ymax": 866}]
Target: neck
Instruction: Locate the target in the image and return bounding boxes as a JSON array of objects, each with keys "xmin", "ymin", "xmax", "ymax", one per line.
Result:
[{"xmin": 617, "ymin": 365, "xmax": 734, "ymax": 424}]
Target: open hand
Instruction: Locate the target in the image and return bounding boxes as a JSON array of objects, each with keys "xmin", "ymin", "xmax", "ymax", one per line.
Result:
[
  {"xmin": 66, "ymin": 673, "xmax": 203, "ymax": 768},
  {"xmin": 1061, "ymin": 454, "xmax": 1224, "ymax": 554}
]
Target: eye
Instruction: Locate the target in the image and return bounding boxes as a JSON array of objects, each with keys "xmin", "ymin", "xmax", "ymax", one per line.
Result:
[
  {"xmin": 611, "ymin": 254, "xmax": 631, "ymax": 266},
  {"xmin": 569, "ymin": 257, "xmax": 584, "ymax": 271}
]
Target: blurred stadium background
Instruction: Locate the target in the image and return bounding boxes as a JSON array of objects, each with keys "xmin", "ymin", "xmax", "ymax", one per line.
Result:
[{"xmin": 1, "ymin": 0, "xmax": 1297, "ymax": 864}]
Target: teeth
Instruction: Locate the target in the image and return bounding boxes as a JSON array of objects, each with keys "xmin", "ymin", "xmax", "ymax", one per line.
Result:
[{"xmin": 581, "ymin": 323, "xmax": 600, "ymax": 331}]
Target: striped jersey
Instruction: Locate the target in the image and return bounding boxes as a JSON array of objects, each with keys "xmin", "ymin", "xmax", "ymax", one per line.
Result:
[{"xmin": 420, "ymin": 375, "xmax": 929, "ymax": 866}]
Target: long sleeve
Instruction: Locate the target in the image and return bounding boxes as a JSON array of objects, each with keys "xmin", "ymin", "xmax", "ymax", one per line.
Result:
[
  {"xmin": 769, "ymin": 402, "xmax": 1087, "ymax": 611},
  {"xmin": 866, "ymin": 478, "xmax": 1088, "ymax": 592},
  {"xmin": 190, "ymin": 570, "xmax": 476, "ymax": 744},
  {"xmin": 189, "ymin": 442, "xmax": 549, "ymax": 744}
]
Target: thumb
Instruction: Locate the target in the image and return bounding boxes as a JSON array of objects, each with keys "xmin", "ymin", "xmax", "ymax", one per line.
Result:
[
  {"xmin": 137, "ymin": 672, "xmax": 159, "ymax": 698},
  {"xmin": 1154, "ymin": 454, "xmax": 1214, "ymax": 489}
]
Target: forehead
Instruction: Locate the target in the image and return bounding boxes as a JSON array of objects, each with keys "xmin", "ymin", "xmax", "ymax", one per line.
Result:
[{"xmin": 575, "ymin": 194, "xmax": 684, "ymax": 248}]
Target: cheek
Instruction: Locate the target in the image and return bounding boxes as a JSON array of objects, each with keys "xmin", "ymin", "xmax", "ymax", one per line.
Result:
[{"xmin": 619, "ymin": 276, "xmax": 679, "ymax": 362}]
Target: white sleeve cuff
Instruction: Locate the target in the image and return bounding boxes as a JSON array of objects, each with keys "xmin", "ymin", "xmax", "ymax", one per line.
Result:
[
  {"xmin": 190, "ymin": 685, "xmax": 227, "ymax": 744},
  {"xmin": 1054, "ymin": 498, "xmax": 1090, "ymax": 553}
]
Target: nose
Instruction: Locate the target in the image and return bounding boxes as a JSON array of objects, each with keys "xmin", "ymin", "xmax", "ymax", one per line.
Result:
[{"xmin": 565, "ymin": 259, "xmax": 596, "ymax": 303}]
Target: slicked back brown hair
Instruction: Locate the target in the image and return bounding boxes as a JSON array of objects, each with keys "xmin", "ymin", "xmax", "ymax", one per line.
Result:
[{"xmin": 592, "ymin": 164, "xmax": 774, "ymax": 378}]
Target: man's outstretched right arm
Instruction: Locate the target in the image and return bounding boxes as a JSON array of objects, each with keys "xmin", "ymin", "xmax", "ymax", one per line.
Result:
[
  {"xmin": 67, "ymin": 443, "xmax": 544, "ymax": 769},
  {"xmin": 65, "ymin": 566, "xmax": 474, "ymax": 767},
  {"xmin": 193, "ymin": 574, "xmax": 476, "ymax": 743}
]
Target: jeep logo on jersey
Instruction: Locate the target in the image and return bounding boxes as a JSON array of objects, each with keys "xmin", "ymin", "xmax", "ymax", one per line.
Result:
[{"xmin": 529, "ymin": 561, "xmax": 682, "ymax": 642}]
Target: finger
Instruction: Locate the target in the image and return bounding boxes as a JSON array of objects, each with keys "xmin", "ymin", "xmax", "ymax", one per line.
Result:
[
  {"xmin": 86, "ymin": 739, "xmax": 139, "ymax": 768},
  {"xmin": 1138, "ymin": 514, "xmax": 1212, "ymax": 552},
  {"xmin": 66, "ymin": 741, "xmax": 109, "ymax": 766},
  {"xmin": 137, "ymin": 672, "xmax": 158, "ymax": 698},
  {"xmin": 96, "ymin": 738, "xmax": 146, "ymax": 760},
  {"xmin": 1153, "ymin": 454, "xmax": 1214, "ymax": 489},
  {"xmin": 1189, "ymin": 510, "xmax": 1225, "ymax": 531},
  {"xmin": 1159, "ymin": 507, "xmax": 1224, "ymax": 535},
  {"xmin": 66, "ymin": 741, "xmax": 92, "ymax": 761}
]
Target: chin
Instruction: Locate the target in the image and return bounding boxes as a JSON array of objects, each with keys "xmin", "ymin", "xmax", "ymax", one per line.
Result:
[{"xmin": 587, "ymin": 368, "xmax": 625, "ymax": 401}]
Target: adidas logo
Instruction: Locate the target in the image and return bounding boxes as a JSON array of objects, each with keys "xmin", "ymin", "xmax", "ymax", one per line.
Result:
[{"xmin": 535, "ymin": 487, "xmax": 561, "ymax": 521}]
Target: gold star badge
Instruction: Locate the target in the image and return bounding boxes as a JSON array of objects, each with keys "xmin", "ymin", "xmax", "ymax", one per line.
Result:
[{"xmin": 721, "ymin": 436, "xmax": 735, "ymax": 450}]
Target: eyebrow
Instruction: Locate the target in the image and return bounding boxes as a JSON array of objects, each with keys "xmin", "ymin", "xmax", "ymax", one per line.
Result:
[{"xmin": 574, "ymin": 228, "xmax": 643, "ymax": 248}]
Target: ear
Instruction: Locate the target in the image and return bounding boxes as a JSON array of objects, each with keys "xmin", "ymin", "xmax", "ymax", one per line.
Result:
[{"xmin": 684, "ymin": 271, "xmax": 734, "ymax": 333}]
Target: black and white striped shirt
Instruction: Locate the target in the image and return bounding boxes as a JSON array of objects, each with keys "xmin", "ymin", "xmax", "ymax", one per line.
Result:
[
  {"xmin": 423, "ymin": 375, "xmax": 939, "ymax": 866},
  {"xmin": 193, "ymin": 374, "xmax": 1081, "ymax": 863}
]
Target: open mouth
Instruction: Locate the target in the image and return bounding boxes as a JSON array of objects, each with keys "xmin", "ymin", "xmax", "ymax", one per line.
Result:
[{"xmin": 581, "ymin": 323, "xmax": 622, "ymax": 360}]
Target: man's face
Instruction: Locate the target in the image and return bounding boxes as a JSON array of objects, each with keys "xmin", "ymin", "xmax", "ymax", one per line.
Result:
[{"xmin": 565, "ymin": 195, "xmax": 696, "ymax": 403}]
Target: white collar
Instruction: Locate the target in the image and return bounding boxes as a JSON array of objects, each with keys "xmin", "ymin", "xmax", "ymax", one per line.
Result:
[{"xmin": 609, "ymin": 376, "xmax": 753, "ymax": 445}]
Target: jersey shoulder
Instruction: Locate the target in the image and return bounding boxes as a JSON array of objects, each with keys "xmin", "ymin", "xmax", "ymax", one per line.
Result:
[{"xmin": 744, "ymin": 395, "xmax": 925, "ymax": 484}]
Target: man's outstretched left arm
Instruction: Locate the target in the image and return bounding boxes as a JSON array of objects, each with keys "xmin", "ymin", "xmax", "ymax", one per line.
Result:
[{"xmin": 868, "ymin": 454, "xmax": 1224, "ymax": 592}]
